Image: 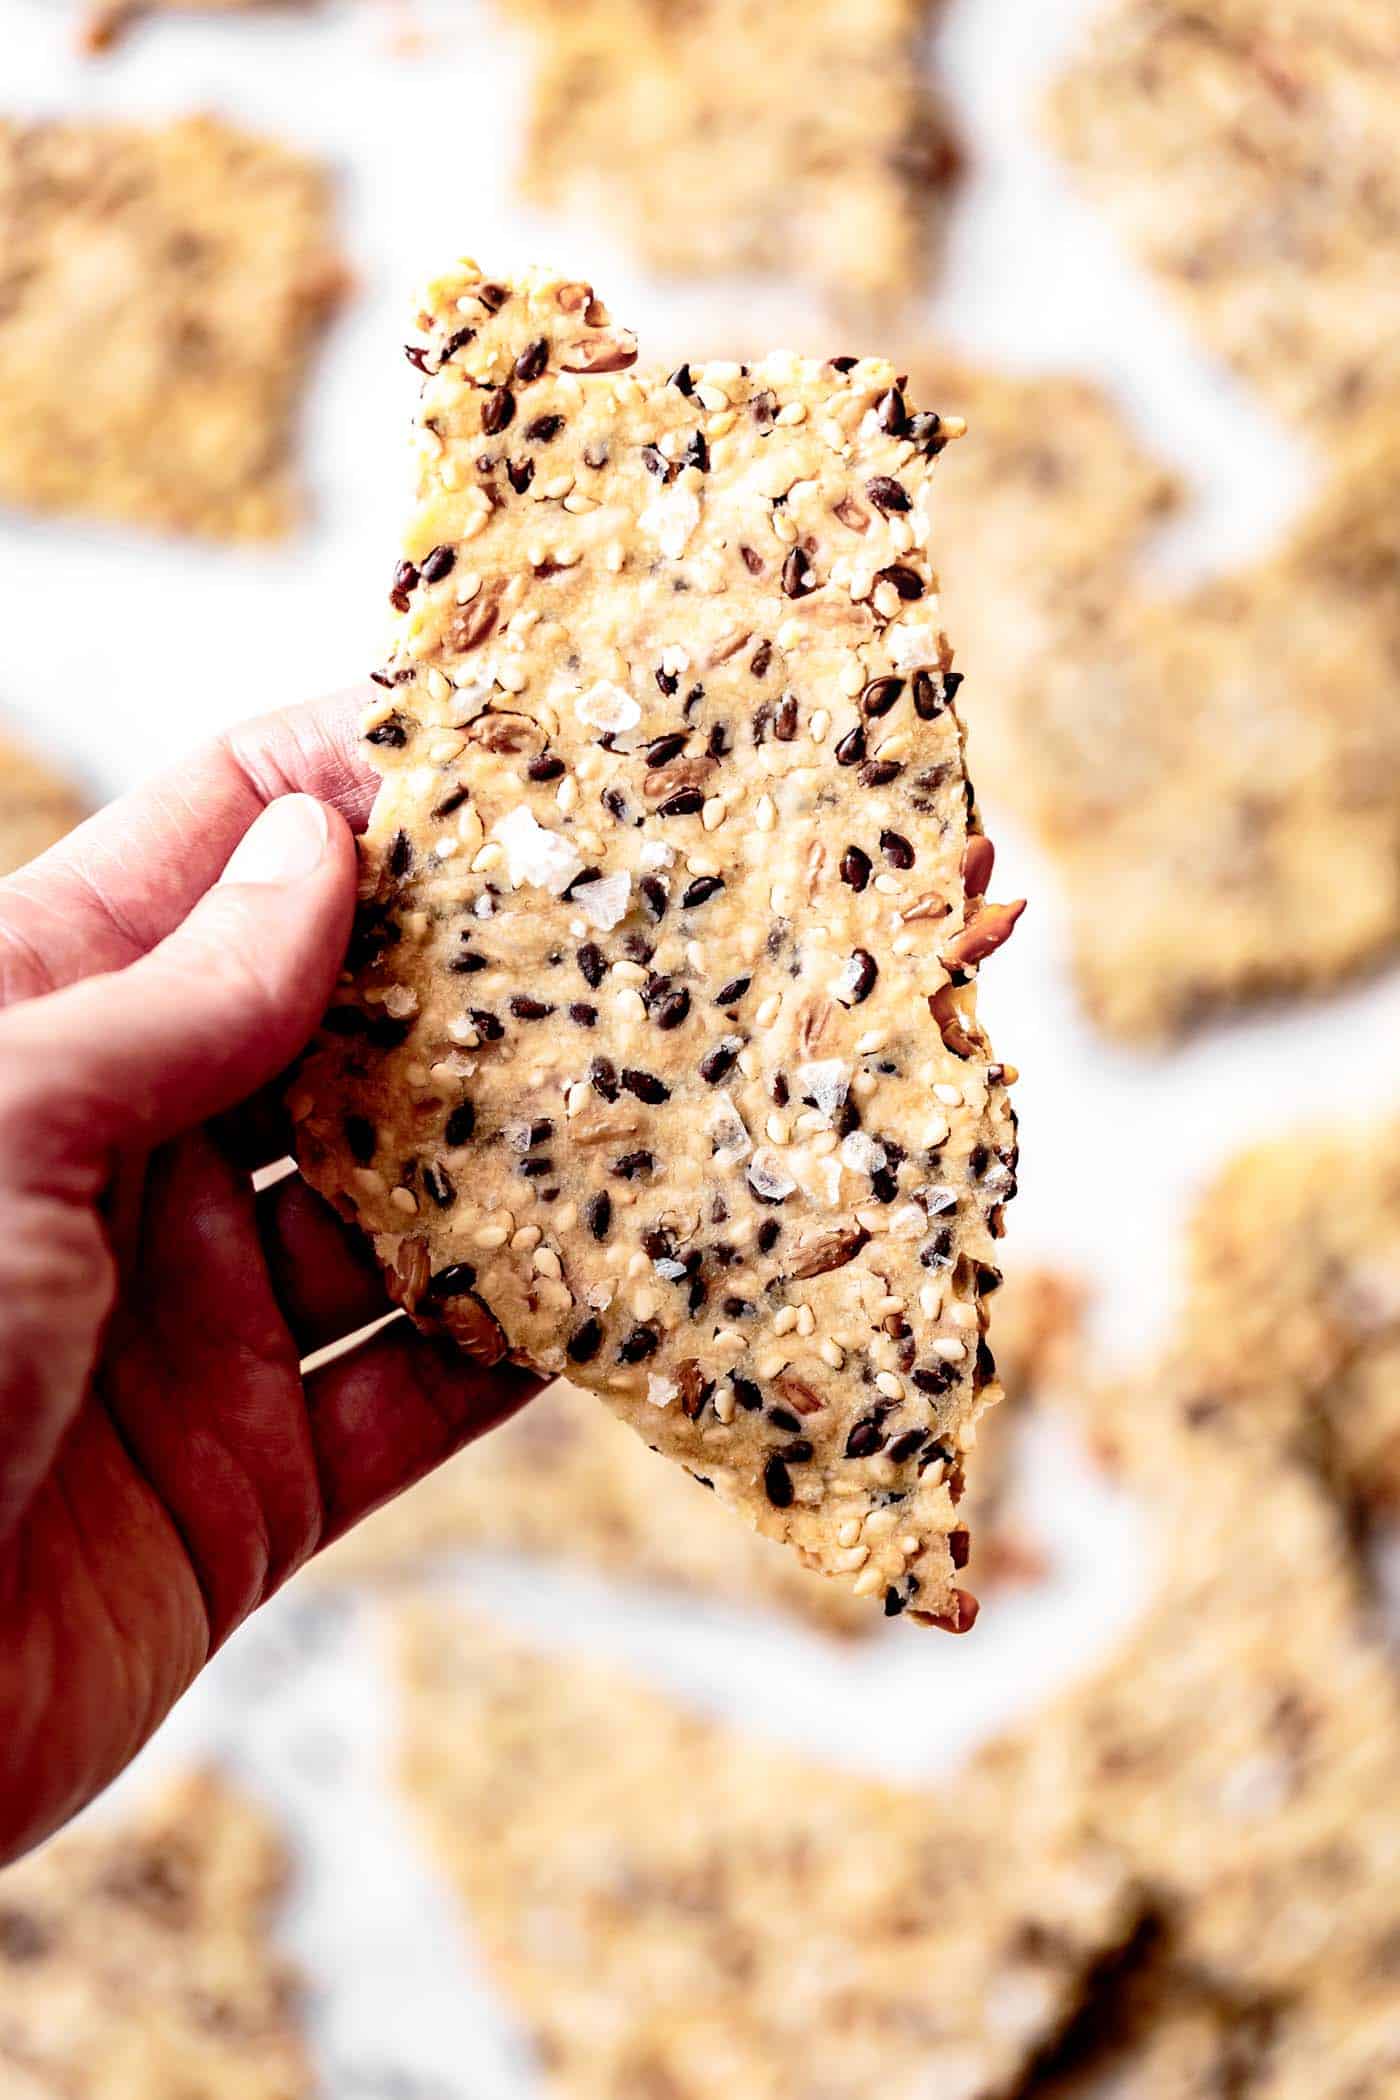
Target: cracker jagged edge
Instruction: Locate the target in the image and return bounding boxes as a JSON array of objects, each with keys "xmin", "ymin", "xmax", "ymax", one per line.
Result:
[{"xmin": 292, "ymin": 264, "xmax": 1022, "ymax": 1628}]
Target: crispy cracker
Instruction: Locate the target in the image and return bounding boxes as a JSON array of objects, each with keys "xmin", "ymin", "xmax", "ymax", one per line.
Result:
[
  {"xmin": 0, "ymin": 730, "xmax": 84, "ymax": 880},
  {"xmin": 0, "ymin": 115, "xmax": 346, "ymax": 539},
  {"xmin": 499, "ymin": 0, "xmax": 958, "ymax": 309},
  {"xmin": 1007, "ymin": 415, "xmax": 1400, "ymax": 1038},
  {"xmin": 397, "ymin": 1607, "xmax": 1138, "ymax": 2100},
  {"xmin": 1047, "ymin": 0, "xmax": 1400, "ymax": 431},
  {"xmin": 0, "ymin": 1771, "xmax": 312, "ymax": 2098},
  {"xmin": 292, "ymin": 264, "xmax": 1022, "ymax": 1628},
  {"xmin": 316, "ymin": 1266, "xmax": 1075, "ymax": 1616}
]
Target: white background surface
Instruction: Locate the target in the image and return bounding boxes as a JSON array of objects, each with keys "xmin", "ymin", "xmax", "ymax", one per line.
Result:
[{"xmin": 5, "ymin": 1, "xmax": 1400, "ymax": 2091}]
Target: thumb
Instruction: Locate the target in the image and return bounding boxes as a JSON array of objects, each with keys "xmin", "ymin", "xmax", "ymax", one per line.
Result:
[{"xmin": 0, "ymin": 795, "xmax": 358, "ymax": 1188}]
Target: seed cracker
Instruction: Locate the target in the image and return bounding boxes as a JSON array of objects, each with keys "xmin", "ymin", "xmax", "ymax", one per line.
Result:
[
  {"xmin": 292, "ymin": 263, "xmax": 1021, "ymax": 1628},
  {"xmin": 0, "ymin": 1771, "xmax": 312, "ymax": 2099},
  {"xmin": 497, "ymin": 0, "xmax": 958, "ymax": 310},
  {"xmin": 316, "ymin": 1266, "xmax": 1073, "ymax": 1616},
  {"xmin": 0, "ymin": 115, "xmax": 346, "ymax": 540},
  {"xmin": 1006, "ymin": 413, "xmax": 1400, "ymax": 1038},
  {"xmin": 396, "ymin": 1606, "xmax": 1138, "ymax": 2100},
  {"xmin": 1046, "ymin": 0, "xmax": 1400, "ymax": 432},
  {"xmin": 0, "ymin": 729, "xmax": 84, "ymax": 880}
]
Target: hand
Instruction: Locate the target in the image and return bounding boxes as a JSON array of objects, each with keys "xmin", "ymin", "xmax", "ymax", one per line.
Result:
[{"xmin": 0, "ymin": 693, "xmax": 538, "ymax": 1865}]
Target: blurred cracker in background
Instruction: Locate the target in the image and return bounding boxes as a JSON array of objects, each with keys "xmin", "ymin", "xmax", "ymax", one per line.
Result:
[
  {"xmin": 902, "ymin": 350, "xmax": 1181, "ymax": 806},
  {"xmin": 1083, "ymin": 1116, "xmax": 1400, "ymax": 1548},
  {"xmin": 80, "ymin": 0, "xmax": 308, "ymax": 54},
  {"xmin": 0, "ymin": 726, "xmax": 84, "ymax": 879},
  {"xmin": 1047, "ymin": 0, "xmax": 1400, "ymax": 434},
  {"xmin": 396, "ymin": 1609, "xmax": 1139, "ymax": 2100},
  {"xmin": 0, "ymin": 1771, "xmax": 312, "ymax": 2098},
  {"xmin": 496, "ymin": 0, "xmax": 959, "ymax": 310},
  {"xmin": 317, "ymin": 1265, "xmax": 1079, "ymax": 1622},
  {"xmin": 0, "ymin": 115, "xmax": 347, "ymax": 539},
  {"xmin": 1000, "ymin": 414, "xmax": 1400, "ymax": 1039}
]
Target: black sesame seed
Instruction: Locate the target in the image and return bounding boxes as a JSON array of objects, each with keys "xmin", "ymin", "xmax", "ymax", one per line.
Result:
[
  {"xmin": 621, "ymin": 1068, "xmax": 671, "ymax": 1104},
  {"xmin": 912, "ymin": 669, "xmax": 946, "ymax": 719},
  {"xmin": 642, "ymin": 443, "xmax": 671, "ymax": 479},
  {"xmin": 343, "ymin": 1115, "xmax": 376, "ymax": 1165},
  {"xmin": 708, "ymin": 721, "xmax": 729, "ymax": 757},
  {"xmin": 880, "ymin": 829, "xmax": 915, "ymax": 868},
  {"xmin": 653, "ymin": 988, "xmax": 691, "ymax": 1031},
  {"xmin": 428, "ymin": 1262, "xmax": 478, "ymax": 1300},
  {"xmin": 684, "ymin": 431, "xmax": 710, "ymax": 472},
  {"xmin": 874, "ymin": 563, "xmax": 925, "ymax": 601},
  {"xmin": 569, "ymin": 1002, "xmax": 597, "ymax": 1026},
  {"xmin": 471, "ymin": 1009, "xmax": 504, "ymax": 1041},
  {"xmin": 613, "ymin": 1149, "xmax": 653, "ymax": 1179},
  {"xmin": 846, "ymin": 1417, "xmax": 886, "ymax": 1458},
  {"xmin": 843, "ymin": 950, "xmax": 878, "ymax": 1005},
  {"xmin": 646, "ymin": 731, "xmax": 688, "ymax": 767},
  {"xmin": 640, "ymin": 875, "xmax": 669, "ymax": 920},
  {"xmin": 658, "ymin": 787, "xmax": 704, "ymax": 817},
  {"xmin": 444, "ymin": 1101, "xmax": 475, "ymax": 1147},
  {"xmin": 731, "ymin": 1375, "xmax": 763, "ymax": 1411},
  {"xmin": 669, "ymin": 363, "xmax": 694, "ymax": 395},
  {"xmin": 420, "ymin": 544, "xmax": 457, "ymax": 585},
  {"xmin": 866, "ymin": 475, "xmax": 911, "ymax": 514},
  {"xmin": 883, "ymin": 1586, "xmax": 907, "ymax": 1618},
  {"xmin": 567, "ymin": 1317, "xmax": 603, "ymax": 1363},
  {"xmin": 514, "ymin": 337, "xmax": 549, "ymax": 383},
  {"xmin": 577, "ymin": 943, "xmax": 606, "ymax": 989},
  {"xmin": 527, "ymin": 754, "xmax": 565, "ymax": 781},
  {"xmin": 682, "ymin": 874, "xmax": 725, "ymax": 908},
  {"xmin": 876, "ymin": 386, "xmax": 908, "ymax": 437},
  {"xmin": 698, "ymin": 1042, "xmax": 738, "ymax": 1084},
  {"xmin": 450, "ymin": 947, "xmax": 489, "ymax": 975},
  {"xmin": 586, "ymin": 1191, "xmax": 612, "ymax": 1241},
  {"xmin": 618, "ymin": 1323, "xmax": 661, "ymax": 1364},
  {"xmin": 366, "ymin": 714, "xmax": 408, "ymax": 749},
  {"xmin": 590, "ymin": 1056, "xmax": 619, "ymax": 1102},
  {"xmin": 913, "ymin": 1364, "xmax": 956, "ymax": 1396},
  {"xmin": 524, "ymin": 413, "xmax": 564, "ymax": 443},
  {"xmin": 774, "ymin": 696, "xmax": 798, "ymax": 740},
  {"xmin": 781, "ymin": 547, "xmax": 816, "ymax": 598},
  {"xmin": 860, "ymin": 760, "xmax": 903, "ymax": 789},
  {"xmin": 834, "ymin": 724, "xmax": 867, "ymax": 766},
  {"xmin": 481, "ymin": 388, "xmax": 515, "ymax": 434},
  {"xmin": 740, "ymin": 546, "xmax": 764, "ymax": 577},
  {"xmin": 781, "ymin": 1439, "xmax": 814, "ymax": 1464},
  {"xmin": 860, "ymin": 675, "xmax": 904, "ymax": 718},
  {"xmin": 433, "ymin": 785, "xmax": 469, "ymax": 817},
  {"xmin": 768, "ymin": 1406, "xmax": 801, "ymax": 1433},
  {"xmin": 714, "ymin": 975, "xmax": 751, "ymax": 1005},
  {"xmin": 509, "ymin": 995, "xmax": 554, "ymax": 1020},
  {"xmin": 507, "ymin": 458, "xmax": 535, "ymax": 494},
  {"xmin": 763, "ymin": 1453, "xmax": 795, "ymax": 1508},
  {"xmin": 389, "ymin": 559, "xmax": 419, "ymax": 611},
  {"xmin": 888, "ymin": 1428, "xmax": 926, "ymax": 1464},
  {"xmin": 840, "ymin": 845, "xmax": 872, "ymax": 891},
  {"xmin": 757, "ymin": 1219, "xmax": 781, "ymax": 1254},
  {"xmin": 750, "ymin": 639, "xmax": 774, "ymax": 679},
  {"xmin": 388, "ymin": 830, "xmax": 412, "ymax": 878},
  {"xmin": 423, "ymin": 1161, "xmax": 456, "ymax": 1208}
]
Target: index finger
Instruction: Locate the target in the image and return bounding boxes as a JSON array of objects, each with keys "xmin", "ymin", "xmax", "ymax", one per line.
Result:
[{"xmin": 0, "ymin": 686, "xmax": 380, "ymax": 1008}]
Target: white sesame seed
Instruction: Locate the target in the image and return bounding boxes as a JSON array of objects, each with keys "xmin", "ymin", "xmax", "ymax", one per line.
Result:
[
  {"xmin": 795, "ymin": 1304, "xmax": 816, "ymax": 1337},
  {"xmin": 818, "ymin": 1338, "xmax": 845, "ymax": 1369},
  {"xmin": 837, "ymin": 1518, "xmax": 862, "ymax": 1548},
  {"xmin": 934, "ymin": 1083, "xmax": 963, "ymax": 1106},
  {"xmin": 772, "ymin": 1306, "xmax": 797, "ymax": 1336},
  {"xmin": 389, "ymin": 1186, "xmax": 418, "ymax": 1215},
  {"xmin": 632, "ymin": 1287, "xmax": 658, "ymax": 1320},
  {"xmin": 531, "ymin": 1247, "xmax": 562, "ymax": 1279},
  {"xmin": 765, "ymin": 1112, "xmax": 791, "ymax": 1145},
  {"xmin": 755, "ymin": 794, "xmax": 776, "ymax": 832},
  {"xmin": 853, "ymin": 1567, "xmax": 883, "ymax": 1597},
  {"xmin": 835, "ymin": 1545, "xmax": 870, "ymax": 1573},
  {"xmin": 856, "ymin": 1028, "xmax": 888, "ymax": 1055},
  {"xmin": 556, "ymin": 776, "xmax": 579, "ymax": 814},
  {"xmin": 756, "ymin": 1349, "xmax": 789, "ymax": 1379},
  {"xmin": 510, "ymin": 1225, "xmax": 542, "ymax": 1252},
  {"xmin": 931, "ymin": 1337, "xmax": 967, "ymax": 1362},
  {"xmin": 701, "ymin": 796, "xmax": 727, "ymax": 831},
  {"xmin": 875, "ymin": 1372, "xmax": 905, "ymax": 1401},
  {"xmin": 473, "ymin": 1223, "xmax": 510, "ymax": 1248}
]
